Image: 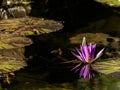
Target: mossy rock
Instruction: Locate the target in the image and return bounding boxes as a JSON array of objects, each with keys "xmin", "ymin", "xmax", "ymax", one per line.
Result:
[{"xmin": 1, "ymin": 0, "xmax": 31, "ymax": 6}]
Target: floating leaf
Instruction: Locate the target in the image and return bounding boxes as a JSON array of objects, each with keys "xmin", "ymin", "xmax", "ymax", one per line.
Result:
[
  {"xmin": 0, "ymin": 17, "xmax": 63, "ymax": 36},
  {"xmin": 0, "ymin": 16, "xmax": 63, "ymax": 76},
  {"xmin": 93, "ymin": 58, "xmax": 120, "ymax": 78},
  {"xmin": 0, "ymin": 56, "xmax": 27, "ymax": 74},
  {"xmin": 95, "ymin": 0, "xmax": 120, "ymax": 7},
  {"xmin": 0, "ymin": 37, "xmax": 32, "ymax": 49}
]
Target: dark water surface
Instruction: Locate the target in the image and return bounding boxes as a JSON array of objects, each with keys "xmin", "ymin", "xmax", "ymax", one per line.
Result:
[
  {"xmin": 1, "ymin": 0, "xmax": 120, "ymax": 89},
  {"xmin": 6, "ymin": 14, "xmax": 120, "ymax": 90},
  {"xmin": 5, "ymin": 64, "xmax": 120, "ymax": 90}
]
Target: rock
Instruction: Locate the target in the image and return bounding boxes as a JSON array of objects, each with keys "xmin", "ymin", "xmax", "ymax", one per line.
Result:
[{"xmin": 0, "ymin": 0, "xmax": 31, "ymax": 19}]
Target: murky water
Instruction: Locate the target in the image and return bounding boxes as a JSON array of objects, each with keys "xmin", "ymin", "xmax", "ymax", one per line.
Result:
[
  {"xmin": 1, "ymin": 15, "xmax": 119, "ymax": 90},
  {"xmin": 1, "ymin": 18, "xmax": 120, "ymax": 90},
  {"xmin": 2, "ymin": 65, "xmax": 120, "ymax": 90},
  {"xmin": 1, "ymin": 1, "xmax": 120, "ymax": 89}
]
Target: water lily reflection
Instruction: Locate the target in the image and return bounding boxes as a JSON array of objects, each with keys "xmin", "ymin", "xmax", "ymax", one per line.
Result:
[
  {"xmin": 72, "ymin": 64, "xmax": 96, "ymax": 79},
  {"xmin": 79, "ymin": 64, "xmax": 95, "ymax": 79}
]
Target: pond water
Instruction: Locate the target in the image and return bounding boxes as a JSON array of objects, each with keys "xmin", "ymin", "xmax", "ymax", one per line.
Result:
[
  {"xmin": 3, "ymin": 62, "xmax": 120, "ymax": 90},
  {"xmin": 1, "ymin": 1, "xmax": 120, "ymax": 89},
  {"xmin": 2, "ymin": 30, "xmax": 120, "ymax": 90},
  {"xmin": 1, "ymin": 19, "xmax": 120, "ymax": 90}
]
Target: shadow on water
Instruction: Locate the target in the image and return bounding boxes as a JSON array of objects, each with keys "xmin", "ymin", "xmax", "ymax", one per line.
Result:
[{"xmin": 30, "ymin": 0, "xmax": 113, "ymax": 28}]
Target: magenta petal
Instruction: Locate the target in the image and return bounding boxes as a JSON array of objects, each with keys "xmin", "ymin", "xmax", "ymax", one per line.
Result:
[
  {"xmin": 95, "ymin": 48, "xmax": 104, "ymax": 59},
  {"xmin": 81, "ymin": 45, "xmax": 89, "ymax": 62},
  {"xmin": 83, "ymin": 65, "xmax": 88, "ymax": 78},
  {"xmin": 90, "ymin": 44, "xmax": 96, "ymax": 59},
  {"xmin": 81, "ymin": 37, "xmax": 89, "ymax": 62},
  {"xmin": 75, "ymin": 48, "xmax": 85, "ymax": 61},
  {"xmin": 71, "ymin": 51, "xmax": 84, "ymax": 62},
  {"xmin": 88, "ymin": 44, "xmax": 96, "ymax": 59},
  {"xmin": 80, "ymin": 65, "xmax": 88, "ymax": 78},
  {"xmin": 79, "ymin": 66, "xmax": 86, "ymax": 77},
  {"xmin": 80, "ymin": 46, "xmax": 86, "ymax": 61},
  {"xmin": 92, "ymin": 48, "xmax": 105, "ymax": 62}
]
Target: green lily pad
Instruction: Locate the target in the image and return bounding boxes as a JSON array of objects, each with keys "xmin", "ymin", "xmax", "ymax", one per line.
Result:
[
  {"xmin": 93, "ymin": 58, "xmax": 120, "ymax": 78},
  {"xmin": 0, "ymin": 37, "xmax": 32, "ymax": 49},
  {"xmin": 0, "ymin": 56, "xmax": 27, "ymax": 74},
  {"xmin": 0, "ymin": 16, "xmax": 63, "ymax": 76},
  {"xmin": 0, "ymin": 17, "xmax": 63, "ymax": 49},
  {"xmin": 95, "ymin": 0, "xmax": 120, "ymax": 7},
  {"xmin": 0, "ymin": 17, "xmax": 63, "ymax": 36}
]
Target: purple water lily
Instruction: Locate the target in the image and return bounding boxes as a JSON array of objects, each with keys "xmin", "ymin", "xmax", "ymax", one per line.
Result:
[{"xmin": 71, "ymin": 37, "xmax": 104, "ymax": 63}]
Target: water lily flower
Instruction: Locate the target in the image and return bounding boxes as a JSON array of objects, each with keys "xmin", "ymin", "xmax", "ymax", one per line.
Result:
[{"xmin": 71, "ymin": 37, "xmax": 104, "ymax": 64}]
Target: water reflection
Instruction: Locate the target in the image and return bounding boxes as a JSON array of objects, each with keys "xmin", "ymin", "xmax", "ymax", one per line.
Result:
[
  {"xmin": 79, "ymin": 64, "xmax": 95, "ymax": 79},
  {"xmin": 0, "ymin": 63, "xmax": 119, "ymax": 90},
  {"xmin": 72, "ymin": 64, "xmax": 97, "ymax": 79}
]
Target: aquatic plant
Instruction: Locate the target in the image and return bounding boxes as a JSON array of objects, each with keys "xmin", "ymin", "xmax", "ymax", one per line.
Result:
[
  {"xmin": 71, "ymin": 37, "xmax": 104, "ymax": 78},
  {"xmin": 71, "ymin": 37, "xmax": 104, "ymax": 64},
  {"xmin": 95, "ymin": 0, "xmax": 120, "ymax": 7}
]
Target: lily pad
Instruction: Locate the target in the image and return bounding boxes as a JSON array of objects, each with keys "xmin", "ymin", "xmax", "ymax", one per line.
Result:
[
  {"xmin": 93, "ymin": 58, "xmax": 120, "ymax": 78},
  {"xmin": 0, "ymin": 56, "xmax": 27, "ymax": 74},
  {"xmin": 0, "ymin": 16, "xmax": 63, "ymax": 76},
  {"xmin": 0, "ymin": 17, "xmax": 63, "ymax": 36},
  {"xmin": 0, "ymin": 48, "xmax": 26, "ymax": 74},
  {"xmin": 0, "ymin": 37, "xmax": 32, "ymax": 49},
  {"xmin": 0, "ymin": 17, "xmax": 63, "ymax": 49},
  {"xmin": 95, "ymin": 0, "xmax": 120, "ymax": 7}
]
